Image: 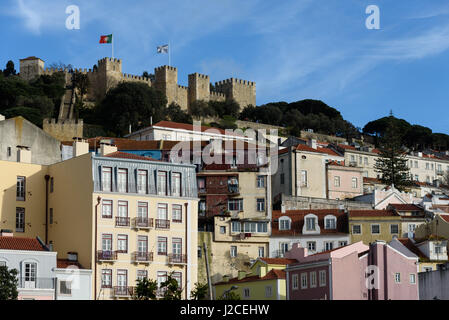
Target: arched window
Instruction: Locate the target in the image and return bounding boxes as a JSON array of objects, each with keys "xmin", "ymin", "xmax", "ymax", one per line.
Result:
[{"xmin": 279, "ymin": 216, "xmax": 291, "ymax": 230}]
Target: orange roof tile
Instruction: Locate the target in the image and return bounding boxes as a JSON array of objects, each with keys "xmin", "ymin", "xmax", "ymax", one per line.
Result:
[
  {"xmin": 389, "ymin": 204, "xmax": 423, "ymax": 212},
  {"xmin": 259, "ymin": 257, "xmax": 297, "ymax": 265},
  {"xmin": 349, "ymin": 210, "xmax": 399, "ymax": 217},
  {"xmin": 0, "ymin": 236, "xmax": 46, "ymax": 251}
]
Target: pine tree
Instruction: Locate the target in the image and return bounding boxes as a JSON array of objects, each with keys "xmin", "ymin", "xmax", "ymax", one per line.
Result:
[
  {"xmin": 374, "ymin": 116, "xmax": 413, "ymax": 191},
  {"xmin": 0, "ymin": 266, "xmax": 18, "ymax": 300}
]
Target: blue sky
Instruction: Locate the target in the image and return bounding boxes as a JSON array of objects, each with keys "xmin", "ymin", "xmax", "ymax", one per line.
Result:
[{"xmin": 2, "ymin": 0, "xmax": 449, "ymax": 133}]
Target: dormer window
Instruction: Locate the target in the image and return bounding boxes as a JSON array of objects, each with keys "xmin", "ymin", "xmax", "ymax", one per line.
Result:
[
  {"xmin": 279, "ymin": 217, "xmax": 291, "ymax": 230},
  {"xmin": 324, "ymin": 215, "xmax": 337, "ymax": 229},
  {"xmin": 306, "ymin": 217, "xmax": 316, "ymax": 231}
]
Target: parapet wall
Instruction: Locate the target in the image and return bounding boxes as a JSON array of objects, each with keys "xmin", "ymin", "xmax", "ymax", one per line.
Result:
[{"xmin": 43, "ymin": 118, "xmax": 84, "ymax": 141}]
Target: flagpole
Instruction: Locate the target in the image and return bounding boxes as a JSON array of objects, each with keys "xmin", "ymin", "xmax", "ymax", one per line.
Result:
[
  {"xmin": 112, "ymin": 33, "xmax": 114, "ymax": 59},
  {"xmin": 168, "ymin": 40, "xmax": 171, "ymax": 66}
]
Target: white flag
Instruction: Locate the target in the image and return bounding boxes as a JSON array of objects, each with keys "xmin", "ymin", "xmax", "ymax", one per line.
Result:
[{"xmin": 157, "ymin": 44, "xmax": 169, "ymax": 54}]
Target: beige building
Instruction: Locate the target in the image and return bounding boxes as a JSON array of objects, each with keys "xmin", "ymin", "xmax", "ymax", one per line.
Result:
[{"xmin": 0, "ymin": 141, "xmax": 199, "ymax": 300}]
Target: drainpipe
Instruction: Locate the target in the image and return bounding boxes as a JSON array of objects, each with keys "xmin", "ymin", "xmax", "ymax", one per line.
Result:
[
  {"xmin": 94, "ymin": 196, "xmax": 101, "ymax": 300},
  {"xmin": 184, "ymin": 202, "xmax": 189, "ymax": 300},
  {"xmin": 44, "ymin": 175, "xmax": 50, "ymax": 244}
]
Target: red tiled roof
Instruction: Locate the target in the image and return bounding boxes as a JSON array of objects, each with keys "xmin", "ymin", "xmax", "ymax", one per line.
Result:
[
  {"xmin": 103, "ymin": 151, "xmax": 160, "ymax": 161},
  {"xmin": 57, "ymin": 259, "xmax": 85, "ymax": 269},
  {"xmin": 398, "ymin": 238, "xmax": 426, "ymax": 259},
  {"xmin": 0, "ymin": 236, "xmax": 46, "ymax": 251},
  {"xmin": 259, "ymin": 257, "xmax": 297, "ymax": 265},
  {"xmin": 272, "ymin": 209, "xmax": 348, "ymax": 236},
  {"xmin": 441, "ymin": 215, "xmax": 449, "ymax": 223},
  {"xmin": 349, "ymin": 210, "xmax": 399, "ymax": 217},
  {"xmin": 337, "ymin": 144, "xmax": 356, "ymax": 150},
  {"xmin": 295, "ymin": 144, "xmax": 342, "ymax": 157},
  {"xmin": 317, "ymin": 147, "xmax": 341, "ymax": 157},
  {"xmin": 389, "ymin": 204, "xmax": 423, "ymax": 212},
  {"xmin": 215, "ymin": 269, "xmax": 286, "ymax": 285}
]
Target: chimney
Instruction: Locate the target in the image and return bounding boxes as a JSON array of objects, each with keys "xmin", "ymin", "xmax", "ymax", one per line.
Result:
[
  {"xmin": 73, "ymin": 138, "xmax": 89, "ymax": 157},
  {"xmin": 281, "ymin": 204, "xmax": 286, "ymax": 214},
  {"xmin": 99, "ymin": 143, "xmax": 118, "ymax": 156},
  {"xmin": 237, "ymin": 271, "xmax": 246, "ymax": 280},
  {"xmin": 0, "ymin": 114, "xmax": 5, "ymax": 121},
  {"xmin": 67, "ymin": 252, "xmax": 78, "ymax": 262},
  {"xmin": 0, "ymin": 229, "xmax": 13, "ymax": 237},
  {"xmin": 308, "ymin": 139, "xmax": 317, "ymax": 149},
  {"xmin": 418, "ymin": 152, "xmax": 423, "ymax": 158},
  {"xmin": 16, "ymin": 146, "xmax": 31, "ymax": 163}
]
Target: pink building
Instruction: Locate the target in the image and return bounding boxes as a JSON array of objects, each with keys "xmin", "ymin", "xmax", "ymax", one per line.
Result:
[
  {"xmin": 285, "ymin": 239, "xmax": 419, "ymax": 300},
  {"xmin": 326, "ymin": 162, "xmax": 363, "ymax": 200}
]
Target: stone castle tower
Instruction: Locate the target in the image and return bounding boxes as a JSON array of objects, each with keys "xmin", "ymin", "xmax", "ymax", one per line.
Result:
[{"xmin": 19, "ymin": 56, "xmax": 256, "ymax": 140}]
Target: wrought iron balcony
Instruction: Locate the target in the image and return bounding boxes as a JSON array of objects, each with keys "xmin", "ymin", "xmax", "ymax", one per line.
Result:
[
  {"xmin": 17, "ymin": 277, "xmax": 55, "ymax": 289},
  {"xmin": 97, "ymin": 250, "xmax": 118, "ymax": 261},
  {"xmin": 113, "ymin": 286, "xmax": 134, "ymax": 297},
  {"xmin": 155, "ymin": 219, "xmax": 170, "ymax": 229},
  {"xmin": 116, "ymin": 216, "xmax": 130, "ymax": 227},
  {"xmin": 168, "ymin": 253, "xmax": 187, "ymax": 264},
  {"xmin": 132, "ymin": 251, "xmax": 153, "ymax": 263},
  {"xmin": 132, "ymin": 217, "xmax": 153, "ymax": 229}
]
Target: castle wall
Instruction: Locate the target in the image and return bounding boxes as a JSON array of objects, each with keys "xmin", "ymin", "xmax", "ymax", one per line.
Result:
[
  {"xmin": 209, "ymin": 91, "xmax": 226, "ymax": 102},
  {"xmin": 188, "ymin": 73, "xmax": 210, "ymax": 106},
  {"xmin": 19, "ymin": 58, "xmax": 45, "ymax": 81},
  {"xmin": 43, "ymin": 118, "xmax": 84, "ymax": 142},
  {"xmin": 215, "ymin": 78, "xmax": 256, "ymax": 109},
  {"xmin": 176, "ymin": 85, "xmax": 188, "ymax": 110}
]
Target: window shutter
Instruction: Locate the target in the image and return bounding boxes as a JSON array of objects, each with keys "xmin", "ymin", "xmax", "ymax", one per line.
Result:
[{"xmin": 98, "ymin": 165, "xmax": 103, "ymax": 191}]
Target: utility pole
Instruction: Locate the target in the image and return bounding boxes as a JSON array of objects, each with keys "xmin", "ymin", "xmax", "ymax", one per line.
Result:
[{"xmin": 203, "ymin": 242, "xmax": 213, "ymax": 300}]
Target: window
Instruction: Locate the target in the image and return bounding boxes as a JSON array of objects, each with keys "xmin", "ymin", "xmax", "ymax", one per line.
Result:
[
  {"xmin": 157, "ymin": 203, "xmax": 168, "ymax": 221},
  {"xmin": 410, "ymin": 274, "xmax": 416, "ymax": 284},
  {"xmin": 197, "ymin": 177, "xmax": 206, "ymax": 192},
  {"xmin": 352, "ymin": 177, "xmax": 358, "ymax": 189},
  {"xmin": 157, "ymin": 271, "xmax": 168, "ymax": 292},
  {"xmin": 172, "ymin": 238, "xmax": 182, "ymax": 256},
  {"xmin": 137, "ymin": 270, "xmax": 148, "ymax": 281},
  {"xmin": 157, "ymin": 237, "xmax": 167, "ymax": 255},
  {"xmin": 137, "ymin": 170, "xmax": 148, "ymax": 194},
  {"xmin": 307, "ymin": 241, "xmax": 316, "ymax": 252},
  {"xmin": 24, "ymin": 262, "xmax": 37, "ymax": 288},
  {"xmin": 280, "ymin": 243, "xmax": 289, "ymax": 256},
  {"xmin": 415, "ymin": 174, "xmax": 419, "ymax": 181},
  {"xmin": 49, "ymin": 208, "xmax": 53, "ymax": 225},
  {"xmin": 325, "ymin": 217, "xmax": 336, "ymax": 229},
  {"xmin": 117, "ymin": 269, "xmax": 128, "ymax": 288},
  {"xmin": 59, "ymin": 281, "xmax": 71, "ymax": 295},
  {"xmin": 256, "ymin": 198, "xmax": 265, "ymax": 211},
  {"xmin": 279, "ymin": 217, "xmax": 291, "ymax": 230},
  {"xmin": 138, "ymin": 236, "xmax": 148, "ymax": 254},
  {"xmin": 243, "ymin": 288, "xmax": 250, "ymax": 298},
  {"xmin": 334, "ymin": 176, "xmax": 340, "ymax": 187},
  {"xmin": 102, "ymin": 200, "xmax": 113, "ymax": 219},
  {"xmin": 172, "ymin": 205, "xmax": 182, "ymax": 223},
  {"xmin": 117, "ymin": 168, "xmax": 128, "ymax": 193},
  {"xmin": 173, "ymin": 272, "xmax": 182, "ymax": 288},
  {"xmin": 102, "ymin": 234, "xmax": 112, "ymax": 251},
  {"xmin": 371, "ymin": 224, "xmax": 380, "ymax": 234},
  {"xmin": 117, "ymin": 234, "xmax": 128, "ymax": 253},
  {"xmin": 395, "ymin": 273, "xmax": 401, "ymax": 283},
  {"xmin": 199, "ymin": 201, "xmax": 206, "ymax": 216},
  {"xmin": 300, "ymin": 170, "xmax": 308, "ymax": 187},
  {"xmin": 198, "ymin": 246, "xmax": 202, "ymax": 258},
  {"xmin": 230, "ymin": 246, "xmax": 237, "ymax": 257},
  {"xmin": 172, "ymin": 172, "xmax": 181, "ymax": 196},
  {"xmin": 257, "ymin": 175, "xmax": 265, "ymax": 188},
  {"xmin": 324, "ymin": 242, "xmax": 333, "ymax": 251},
  {"xmin": 118, "ymin": 201, "xmax": 128, "ymax": 219},
  {"xmin": 50, "ymin": 177, "xmax": 54, "ymax": 193},
  {"xmin": 157, "ymin": 171, "xmax": 167, "ymax": 196},
  {"xmin": 16, "ymin": 207, "xmax": 25, "ymax": 232},
  {"xmin": 352, "ymin": 225, "xmax": 361, "ymax": 234},
  {"xmin": 228, "ymin": 199, "xmax": 243, "ymax": 211},
  {"xmin": 292, "ymin": 274, "xmax": 299, "ymax": 290},
  {"xmin": 220, "ymin": 226, "xmax": 226, "ymax": 234},
  {"xmin": 435, "ymin": 245, "xmax": 443, "ymax": 254},
  {"xmin": 408, "ymin": 224, "xmax": 416, "ymax": 232},
  {"xmin": 17, "ymin": 176, "xmax": 25, "ymax": 201},
  {"xmin": 338, "ymin": 241, "xmax": 348, "ymax": 247},
  {"xmin": 390, "ymin": 224, "xmax": 399, "ymax": 234},
  {"xmin": 257, "ymin": 222, "xmax": 268, "ymax": 233},
  {"xmin": 265, "ymin": 286, "xmax": 272, "ymax": 298},
  {"xmin": 301, "ymin": 273, "xmax": 308, "ymax": 289},
  {"xmin": 319, "ymin": 270, "xmax": 326, "ymax": 287},
  {"xmin": 102, "ymin": 167, "xmax": 112, "ymax": 192},
  {"xmin": 258, "ymin": 247, "xmax": 265, "ymax": 258},
  {"xmin": 306, "ymin": 217, "xmax": 316, "ymax": 231},
  {"xmin": 359, "ymin": 156, "xmax": 363, "ymax": 164},
  {"xmin": 350, "ymin": 155, "xmax": 355, "ymax": 162},
  {"xmin": 426, "ymin": 163, "xmax": 429, "ymax": 170},
  {"xmin": 231, "ymin": 221, "xmax": 241, "ymax": 233},
  {"xmin": 137, "ymin": 202, "xmax": 148, "ymax": 221},
  {"xmin": 364, "ymin": 157, "xmax": 368, "ymax": 165},
  {"xmin": 414, "ymin": 161, "xmax": 418, "ymax": 168},
  {"xmin": 244, "ymin": 222, "xmax": 257, "ymax": 233},
  {"xmin": 7, "ymin": 147, "xmax": 11, "ymax": 157},
  {"xmin": 280, "ymin": 173, "xmax": 285, "ymax": 185},
  {"xmin": 310, "ymin": 272, "xmax": 317, "ymax": 288},
  {"xmin": 424, "ymin": 267, "xmax": 433, "ymax": 272},
  {"xmin": 101, "ymin": 269, "xmax": 112, "ymax": 288}
]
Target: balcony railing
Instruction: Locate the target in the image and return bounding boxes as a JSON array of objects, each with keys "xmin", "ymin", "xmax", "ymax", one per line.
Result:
[
  {"xmin": 132, "ymin": 251, "xmax": 153, "ymax": 263},
  {"xmin": 116, "ymin": 216, "xmax": 130, "ymax": 227},
  {"xmin": 132, "ymin": 217, "xmax": 153, "ymax": 229},
  {"xmin": 97, "ymin": 250, "xmax": 118, "ymax": 261},
  {"xmin": 155, "ymin": 219, "xmax": 170, "ymax": 229},
  {"xmin": 168, "ymin": 253, "xmax": 187, "ymax": 264},
  {"xmin": 437, "ymin": 170, "xmax": 444, "ymax": 176},
  {"xmin": 17, "ymin": 277, "xmax": 55, "ymax": 289},
  {"xmin": 113, "ymin": 286, "xmax": 134, "ymax": 297}
]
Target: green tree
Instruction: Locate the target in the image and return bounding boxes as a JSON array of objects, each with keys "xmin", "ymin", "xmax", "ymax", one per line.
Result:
[
  {"xmin": 0, "ymin": 266, "xmax": 18, "ymax": 300},
  {"xmin": 374, "ymin": 118, "xmax": 413, "ymax": 191},
  {"xmin": 190, "ymin": 282, "xmax": 209, "ymax": 300},
  {"xmin": 133, "ymin": 277, "xmax": 158, "ymax": 300},
  {"xmin": 217, "ymin": 290, "xmax": 241, "ymax": 300},
  {"xmin": 190, "ymin": 100, "xmax": 212, "ymax": 120},
  {"xmin": 160, "ymin": 272, "xmax": 182, "ymax": 300},
  {"xmin": 166, "ymin": 102, "xmax": 192, "ymax": 123},
  {"xmin": 3, "ymin": 60, "xmax": 16, "ymax": 77},
  {"xmin": 96, "ymin": 82, "xmax": 167, "ymax": 136}
]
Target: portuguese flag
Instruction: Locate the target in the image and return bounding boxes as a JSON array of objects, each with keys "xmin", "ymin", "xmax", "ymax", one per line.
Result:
[{"xmin": 99, "ymin": 34, "xmax": 112, "ymax": 44}]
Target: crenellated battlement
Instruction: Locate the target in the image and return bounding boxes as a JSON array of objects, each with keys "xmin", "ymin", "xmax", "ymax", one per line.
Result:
[
  {"xmin": 215, "ymin": 78, "xmax": 255, "ymax": 87},
  {"xmin": 178, "ymin": 84, "xmax": 188, "ymax": 90},
  {"xmin": 155, "ymin": 65, "xmax": 177, "ymax": 72},
  {"xmin": 188, "ymin": 72, "xmax": 209, "ymax": 80},
  {"xmin": 98, "ymin": 57, "xmax": 122, "ymax": 64},
  {"xmin": 210, "ymin": 91, "xmax": 226, "ymax": 98},
  {"xmin": 43, "ymin": 118, "xmax": 84, "ymax": 141},
  {"xmin": 122, "ymin": 73, "xmax": 151, "ymax": 82}
]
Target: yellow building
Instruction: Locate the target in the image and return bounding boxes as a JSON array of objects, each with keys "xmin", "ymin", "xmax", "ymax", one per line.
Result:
[
  {"xmin": 348, "ymin": 210, "xmax": 402, "ymax": 244},
  {"xmin": 213, "ymin": 257, "xmax": 292, "ymax": 300},
  {"xmin": 0, "ymin": 141, "xmax": 199, "ymax": 300}
]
